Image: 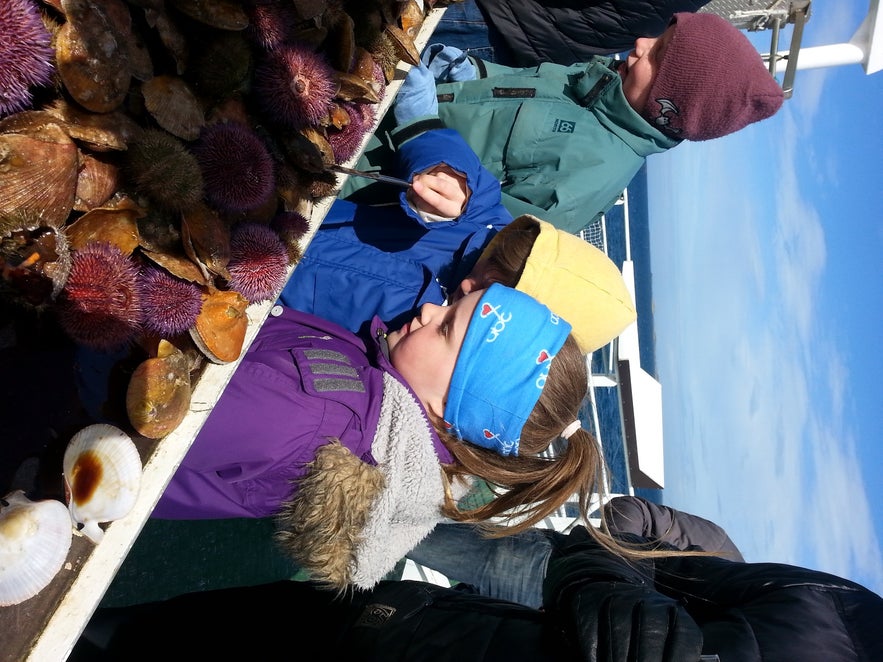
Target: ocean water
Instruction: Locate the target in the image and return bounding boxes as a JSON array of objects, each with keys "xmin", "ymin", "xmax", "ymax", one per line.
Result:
[{"xmin": 579, "ymin": 164, "xmax": 662, "ymax": 504}]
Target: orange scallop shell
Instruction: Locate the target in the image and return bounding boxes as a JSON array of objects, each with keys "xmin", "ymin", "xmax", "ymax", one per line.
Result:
[
  {"xmin": 189, "ymin": 289, "xmax": 249, "ymax": 364},
  {"xmin": 126, "ymin": 340, "xmax": 193, "ymax": 439}
]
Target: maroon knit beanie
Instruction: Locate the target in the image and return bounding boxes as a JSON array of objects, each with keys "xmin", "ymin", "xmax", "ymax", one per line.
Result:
[{"xmin": 642, "ymin": 12, "xmax": 784, "ymax": 141}]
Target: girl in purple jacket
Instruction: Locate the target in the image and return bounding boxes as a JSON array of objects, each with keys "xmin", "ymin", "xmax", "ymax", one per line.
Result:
[{"xmin": 155, "ymin": 283, "xmax": 609, "ymax": 591}]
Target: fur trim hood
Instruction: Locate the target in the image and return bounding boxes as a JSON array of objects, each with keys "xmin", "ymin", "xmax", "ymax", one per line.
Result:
[{"xmin": 275, "ymin": 373, "xmax": 447, "ymax": 590}]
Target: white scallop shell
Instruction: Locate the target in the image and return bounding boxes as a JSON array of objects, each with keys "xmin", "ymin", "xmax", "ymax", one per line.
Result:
[
  {"xmin": 0, "ymin": 490, "xmax": 73, "ymax": 607},
  {"xmin": 63, "ymin": 423, "xmax": 142, "ymax": 543}
]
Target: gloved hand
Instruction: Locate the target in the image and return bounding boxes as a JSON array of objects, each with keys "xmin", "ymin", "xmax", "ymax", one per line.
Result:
[
  {"xmin": 393, "ymin": 61, "xmax": 439, "ymax": 124},
  {"xmin": 566, "ymin": 584, "xmax": 703, "ymax": 661},
  {"xmin": 543, "ymin": 528, "xmax": 704, "ymax": 662},
  {"xmin": 422, "ymin": 43, "xmax": 477, "ymax": 83}
]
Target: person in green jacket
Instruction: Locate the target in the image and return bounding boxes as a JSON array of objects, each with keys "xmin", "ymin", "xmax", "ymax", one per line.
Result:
[{"xmin": 350, "ymin": 12, "xmax": 784, "ymax": 234}]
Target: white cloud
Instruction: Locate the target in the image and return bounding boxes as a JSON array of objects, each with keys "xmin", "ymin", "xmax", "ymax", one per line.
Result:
[{"xmin": 645, "ymin": 93, "xmax": 883, "ymax": 594}]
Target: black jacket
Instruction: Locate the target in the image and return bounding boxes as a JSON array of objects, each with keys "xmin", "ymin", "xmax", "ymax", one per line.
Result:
[
  {"xmin": 71, "ymin": 528, "xmax": 882, "ymax": 661},
  {"xmin": 474, "ymin": 0, "xmax": 712, "ymax": 66},
  {"xmin": 72, "ymin": 577, "xmax": 688, "ymax": 661},
  {"xmin": 547, "ymin": 526, "xmax": 883, "ymax": 662}
]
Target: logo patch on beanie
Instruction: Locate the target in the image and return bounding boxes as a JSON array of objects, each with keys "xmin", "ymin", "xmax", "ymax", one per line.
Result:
[
  {"xmin": 652, "ymin": 98, "xmax": 681, "ymax": 135},
  {"xmin": 552, "ymin": 118, "xmax": 575, "ymax": 133}
]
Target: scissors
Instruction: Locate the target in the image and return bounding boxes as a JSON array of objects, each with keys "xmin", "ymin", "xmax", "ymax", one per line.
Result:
[{"xmin": 328, "ymin": 164, "xmax": 412, "ymax": 189}]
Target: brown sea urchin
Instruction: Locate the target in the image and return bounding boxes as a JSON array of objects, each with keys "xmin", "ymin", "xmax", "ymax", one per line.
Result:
[
  {"xmin": 124, "ymin": 129, "xmax": 204, "ymax": 212},
  {"xmin": 254, "ymin": 42, "xmax": 337, "ymax": 130},
  {"xmin": 0, "ymin": 0, "xmax": 55, "ymax": 118},
  {"xmin": 226, "ymin": 223, "xmax": 289, "ymax": 303},
  {"xmin": 56, "ymin": 242, "xmax": 142, "ymax": 351}
]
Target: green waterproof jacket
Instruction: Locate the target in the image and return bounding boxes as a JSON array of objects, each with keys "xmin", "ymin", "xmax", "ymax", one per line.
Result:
[{"xmin": 435, "ymin": 57, "xmax": 680, "ymax": 233}]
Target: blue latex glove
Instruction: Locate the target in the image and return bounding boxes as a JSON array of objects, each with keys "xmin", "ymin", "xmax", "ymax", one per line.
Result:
[
  {"xmin": 393, "ymin": 61, "xmax": 439, "ymax": 124},
  {"xmin": 422, "ymin": 43, "xmax": 477, "ymax": 83}
]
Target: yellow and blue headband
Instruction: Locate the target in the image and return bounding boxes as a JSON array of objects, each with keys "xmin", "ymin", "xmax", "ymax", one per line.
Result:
[{"xmin": 443, "ymin": 283, "xmax": 572, "ymax": 456}]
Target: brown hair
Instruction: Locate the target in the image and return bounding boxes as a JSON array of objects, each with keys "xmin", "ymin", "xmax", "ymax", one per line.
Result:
[
  {"xmin": 433, "ymin": 334, "xmax": 598, "ymax": 529},
  {"xmin": 439, "ymin": 217, "xmax": 706, "ymax": 560},
  {"xmin": 472, "ymin": 215, "xmax": 541, "ymax": 289},
  {"xmin": 434, "ymin": 332, "xmax": 706, "ymax": 561}
]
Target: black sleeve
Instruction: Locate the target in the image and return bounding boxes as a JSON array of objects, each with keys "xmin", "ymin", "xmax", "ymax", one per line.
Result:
[
  {"xmin": 543, "ymin": 527, "xmax": 704, "ymax": 662},
  {"xmin": 602, "ymin": 496, "xmax": 745, "ymax": 561}
]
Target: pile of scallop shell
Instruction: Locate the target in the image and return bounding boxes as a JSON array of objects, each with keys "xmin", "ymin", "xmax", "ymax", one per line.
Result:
[
  {"xmin": 1, "ymin": 423, "xmax": 141, "ymax": 606},
  {"xmin": 0, "ymin": 0, "xmax": 429, "ymax": 439}
]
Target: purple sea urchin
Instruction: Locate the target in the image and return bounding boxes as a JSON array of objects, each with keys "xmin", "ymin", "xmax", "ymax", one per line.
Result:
[
  {"xmin": 226, "ymin": 223, "xmax": 289, "ymax": 303},
  {"xmin": 255, "ymin": 43, "xmax": 337, "ymax": 130},
  {"xmin": 270, "ymin": 211, "xmax": 309, "ymax": 264},
  {"xmin": 194, "ymin": 122, "xmax": 276, "ymax": 214},
  {"xmin": 0, "ymin": 0, "xmax": 55, "ymax": 118},
  {"xmin": 328, "ymin": 101, "xmax": 376, "ymax": 163},
  {"xmin": 371, "ymin": 59, "xmax": 387, "ymax": 99},
  {"xmin": 125, "ymin": 129, "xmax": 204, "ymax": 212},
  {"xmin": 138, "ymin": 265, "xmax": 203, "ymax": 337},
  {"xmin": 245, "ymin": 1, "xmax": 300, "ymax": 51},
  {"xmin": 56, "ymin": 242, "xmax": 142, "ymax": 351}
]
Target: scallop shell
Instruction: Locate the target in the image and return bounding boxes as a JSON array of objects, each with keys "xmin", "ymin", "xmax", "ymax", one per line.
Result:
[
  {"xmin": 141, "ymin": 246, "xmax": 211, "ymax": 286},
  {"xmin": 324, "ymin": 9, "xmax": 355, "ymax": 72},
  {"xmin": 43, "ymin": 99, "xmax": 141, "ymax": 152},
  {"xmin": 334, "ymin": 72, "xmax": 381, "ymax": 104},
  {"xmin": 63, "ymin": 424, "xmax": 142, "ymax": 544},
  {"xmin": 181, "ymin": 203, "xmax": 232, "ymax": 281},
  {"xmin": 400, "ymin": 0, "xmax": 425, "ymax": 39},
  {"xmin": 65, "ymin": 205, "xmax": 143, "ymax": 255},
  {"xmin": 0, "ymin": 491, "xmax": 73, "ymax": 607},
  {"xmin": 0, "ymin": 122, "xmax": 79, "ymax": 227},
  {"xmin": 126, "ymin": 340, "xmax": 193, "ymax": 439},
  {"xmin": 384, "ymin": 23, "xmax": 420, "ymax": 67},
  {"xmin": 141, "ymin": 76, "xmax": 205, "ymax": 141},
  {"xmin": 55, "ymin": 0, "xmax": 132, "ymax": 114},
  {"xmin": 74, "ymin": 152, "xmax": 121, "ymax": 212},
  {"xmin": 189, "ymin": 288, "xmax": 249, "ymax": 364},
  {"xmin": 168, "ymin": 0, "xmax": 249, "ymax": 31}
]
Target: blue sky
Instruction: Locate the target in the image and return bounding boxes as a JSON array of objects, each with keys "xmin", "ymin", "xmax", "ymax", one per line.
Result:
[{"xmin": 647, "ymin": 1, "xmax": 883, "ymax": 596}]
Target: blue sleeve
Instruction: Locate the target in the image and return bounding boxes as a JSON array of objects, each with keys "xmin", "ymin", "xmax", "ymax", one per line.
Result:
[
  {"xmin": 393, "ymin": 127, "xmax": 507, "ymax": 227},
  {"xmin": 392, "ymin": 127, "xmax": 513, "ymax": 289}
]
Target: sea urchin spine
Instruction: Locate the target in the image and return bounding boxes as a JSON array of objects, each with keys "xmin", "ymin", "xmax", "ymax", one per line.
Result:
[
  {"xmin": 56, "ymin": 242, "xmax": 142, "ymax": 352},
  {"xmin": 194, "ymin": 122, "xmax": 276, "ymax": 214},
  {"xmin": 255, "ymin": 42, "xmax": 337, "ymax": 130},
  {"xmin": 138, "ymin": 265, "xmax": 203, "ymax": 337},
  {"xmin": 226, "ymin": 223, "xmax": 289, "ymax": 303},
  {"xmin": 0, "ymin": 0, "xmax": 55, "ymax": 118}
]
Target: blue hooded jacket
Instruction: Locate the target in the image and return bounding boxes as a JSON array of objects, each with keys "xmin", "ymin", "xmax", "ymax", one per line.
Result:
[{"xmin": 276, "ymin": 124, "xmax": 512, "ymax": 335}]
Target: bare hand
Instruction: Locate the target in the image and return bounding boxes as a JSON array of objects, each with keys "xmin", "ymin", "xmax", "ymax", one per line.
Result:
[{"xmin": 408, "ymin": 165, "xmax": 470, "ymax": 218}]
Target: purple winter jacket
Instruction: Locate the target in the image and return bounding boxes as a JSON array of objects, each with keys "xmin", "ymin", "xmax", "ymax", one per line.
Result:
[{"xmin": 153, "ymin": 306, "xmax": 453, "ymax": 520}]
